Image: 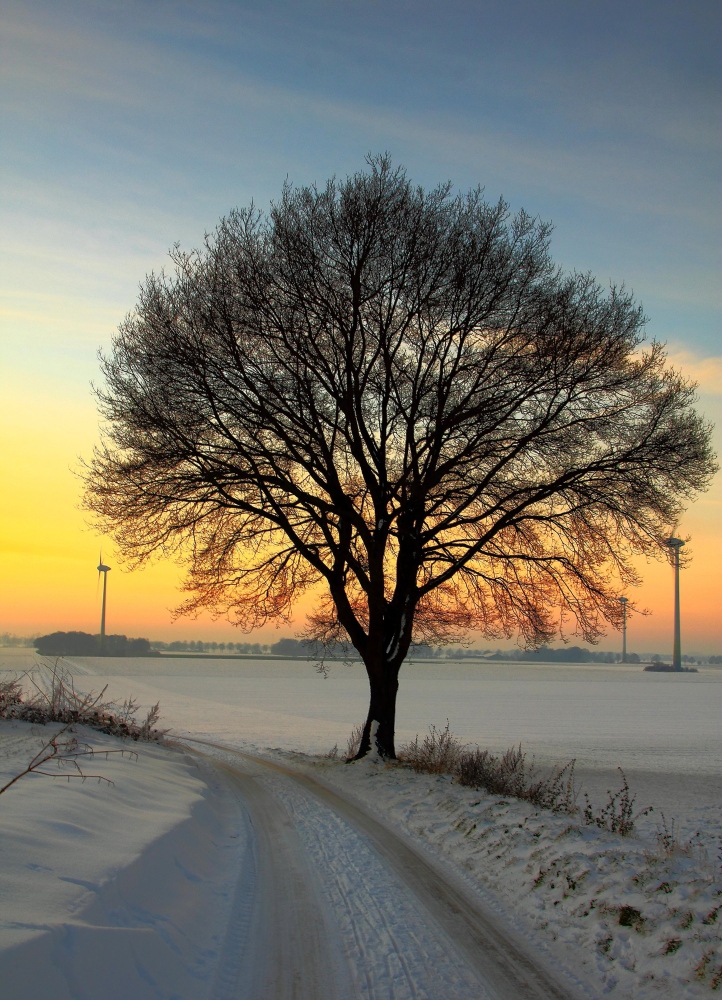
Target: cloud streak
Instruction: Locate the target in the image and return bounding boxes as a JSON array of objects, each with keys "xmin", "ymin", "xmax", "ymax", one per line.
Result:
[{"xmin": 667, "ymin": 351, "xmax": 722, "ymax": 396}]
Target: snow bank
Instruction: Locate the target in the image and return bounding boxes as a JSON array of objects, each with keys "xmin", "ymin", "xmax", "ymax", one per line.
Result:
[
  {"xmin": 279, "ymin": 751, "xmax": 722, "ymax": 998},
  {"xmin": 0, "ymin": 720, "xmax": 249, "ymax": 1000}
]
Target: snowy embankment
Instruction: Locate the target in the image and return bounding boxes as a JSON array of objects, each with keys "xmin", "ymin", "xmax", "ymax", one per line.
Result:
[
  {"xmin": 1, "ymin": 646, "xmax": 720, "ymax": 999},
  {"xmin": 0, "ymin": 720, "xmax": 247, "ymax": 1000},
  {"xmin": 269, "ymin": 747, "xmax": 722, "ymax": 998}
]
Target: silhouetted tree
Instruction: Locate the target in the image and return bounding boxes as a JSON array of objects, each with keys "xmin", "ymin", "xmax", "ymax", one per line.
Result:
[{"xmin": 84, "ymin": 156, "xmax": 716, "ymax": 757}]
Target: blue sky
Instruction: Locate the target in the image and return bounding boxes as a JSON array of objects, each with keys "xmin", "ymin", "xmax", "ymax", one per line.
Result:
[
  {"xmin": 2, "ymin": 0, "xmax": 720, "ymax": 374},
  {"xmin": 1, "ymin": 0, "xmax": 720, "ymax": 644}
]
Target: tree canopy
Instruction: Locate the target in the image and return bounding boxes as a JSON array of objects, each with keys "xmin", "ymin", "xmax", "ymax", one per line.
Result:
[{"xmin": 84, "ymin": 156, "xmax": 716, "ymax": 757}]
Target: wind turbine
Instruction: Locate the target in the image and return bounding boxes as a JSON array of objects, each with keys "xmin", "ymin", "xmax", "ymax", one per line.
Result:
[
  {"xmin": 97, "ymin": 553, "xmax": 111, "ymax": 652},
  {"xmin": 619, "ymin": 596, "xmax": 629, "ymax": 663},
  {"xmin": 665, "ymin": 536, "xmax": 685, "ymax": 670}
]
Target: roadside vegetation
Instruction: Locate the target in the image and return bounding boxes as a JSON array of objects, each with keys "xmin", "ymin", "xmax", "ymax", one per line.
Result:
[
  {"xmin": 0, "ymin": 663, "xmax": 166, "ymax": 797},
  {"xmin": 0, "ymin": 663, "xmax": 164, "ymax": 741},
  {"xmin": 321, "ymin": 722, "xmax": 721, "ymax": 993},
  {"xmin": 340, "ymin": 720, "xmax": 654, "ymax": 836}
]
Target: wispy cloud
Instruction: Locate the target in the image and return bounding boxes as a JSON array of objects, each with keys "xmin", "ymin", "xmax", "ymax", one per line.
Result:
[
  {"xmin": 2, "ymin": 3, "xmax": 718, "ymax": 235},
  {"xmin": 666, "ymin": 351, "xmax": 722, "ymax": 395}
]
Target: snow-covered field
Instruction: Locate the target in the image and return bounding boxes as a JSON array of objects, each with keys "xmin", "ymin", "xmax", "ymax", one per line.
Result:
[
  {"xmin": 1, "ymin": 648, "xmax": 720, "ymax": 998},
  {"xmin": 0, "ymin": 719, "xmax": 253, "ymax": 999},
  {"xmin": 31, "ymin": 646, "xmax": 719, "ymax": 828}
]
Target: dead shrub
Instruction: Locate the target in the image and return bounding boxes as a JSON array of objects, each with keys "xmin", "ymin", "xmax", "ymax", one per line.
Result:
[
  {"xmin": 0, "ymin": 661, "xmax": 166, "ymax": 742},
  {"xmin": 399, "ymin": 721, "xmax": 466, "ymax": 774},
  {"xmin": 582, "ymin": 768, "xmax": 651, "ymax": 836},
  {"xmin": 457, "ymin": 744, "xmax": 577, "ymax": 813},
  {"xmin": 0, "ymin": 677, "xmax": 23, "ymax": 714}
]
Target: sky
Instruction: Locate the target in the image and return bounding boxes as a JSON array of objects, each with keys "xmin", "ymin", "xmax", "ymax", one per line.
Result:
[{"xmin": 1, "ymin": 0, "xmax": 720, "ymax": 652}]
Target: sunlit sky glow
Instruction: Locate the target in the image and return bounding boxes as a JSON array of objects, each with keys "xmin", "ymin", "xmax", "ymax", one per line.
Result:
[{"xmin": 1, "ymin": 0, "xmax": 720, "ymax": 651}]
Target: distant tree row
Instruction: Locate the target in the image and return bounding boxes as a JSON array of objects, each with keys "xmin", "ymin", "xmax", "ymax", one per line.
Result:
[
  {"xmin": 150, "ymin": 639, "xmax": 270, "ymax": 654},
  {"xmin": 34, "ymin": 632, "xmax": 155, "ymax": 657},
  {"xmin": 6, "ymin": 631, "xmax": 720, "ymax": 664},
  {"xmin": 268, "ymin": 637, "xmax": 358, "ymax": 658},
  {"xmin": 487, "ymin": 646, "xmax": 628, "ymax": 663},
  {"xmin": 0, "ymin": 633, "xmax": 37, "ymax": 648},
  {"xmin": 251, "ymin": 639, "xmax": 720, "ymax": 665}
]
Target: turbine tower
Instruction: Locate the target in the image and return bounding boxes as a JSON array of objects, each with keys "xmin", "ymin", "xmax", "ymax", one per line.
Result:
[
  {"xmin": 619, "ymin": 596, "xmax": 629, "ymax": 663},
  {"xmin": 665, "ymin": 536, "xmax": 685, "ymax": 670},
  {"xmin": 97, "ymin": 554, "xmax": 111, "ymax": 652}
]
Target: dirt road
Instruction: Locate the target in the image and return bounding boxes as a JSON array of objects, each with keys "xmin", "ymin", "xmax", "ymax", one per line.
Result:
[{"xmin": 188, "ymin": 741, "xmax": 582, "ymax": 1000}]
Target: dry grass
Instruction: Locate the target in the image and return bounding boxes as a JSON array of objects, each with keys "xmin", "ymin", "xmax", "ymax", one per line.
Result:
[
  {"xmin": 0, "ymin": 661, "xmax": 166, "ymax": 742},
  {"xmin": 337, "ymin": 719, "xmax": 649, "ymax": 831},
  {"xmin": 393, "ymin": 724, "xmax": 653, "ymax": 828},
  {"xmin": 345, "ymin": 722, "xmax": 364, "ymax": 760},
  {"xmin": 398, "ymin": 721, "xmax": 465, "ymax": 774},
  {"xmin": 457, "ymin": 744, "xmax": 578, "ymax": 813},
  {"xmin": 324, "ymin": 722, "xmax": 365, "ymax": 760},
  {"xmin": 395, "ymin": 722, "xmax": 578, "ymax": 814}
]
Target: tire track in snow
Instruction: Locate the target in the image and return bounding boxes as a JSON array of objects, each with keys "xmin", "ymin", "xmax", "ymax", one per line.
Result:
[
  {"xmin": 258, "ymin": 769, "xmax": 485, "ymax": 1000},
  {"xmin": 189, "ymin": 740, "xmax": 579, "ymax": 1000},
  {"xmin": 210, "ymin": 760, "xmax": 347, "ymax": 1000}
]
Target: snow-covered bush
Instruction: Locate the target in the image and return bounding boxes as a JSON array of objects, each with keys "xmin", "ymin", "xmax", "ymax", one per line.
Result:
[
  {"xmin": 457, "ymin": 744, "xmax": 578, "ymax": 813},
  {"xmin": 398, "ymin": 721, "xmax": 465, "ymax": 774},
  {"xmin": 0, "ymin": 661, "xmax": 165, "ymax": 742}
]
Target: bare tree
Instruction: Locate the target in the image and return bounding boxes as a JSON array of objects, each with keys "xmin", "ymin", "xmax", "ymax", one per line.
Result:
[{"xmin": 84, "ymin": 156, "xmax": 716, "ymax": 758}]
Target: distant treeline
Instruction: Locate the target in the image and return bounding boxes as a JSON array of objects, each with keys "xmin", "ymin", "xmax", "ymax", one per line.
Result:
[
  {"xmin": 0, "ymin": 633, "xmax": 38, "ymax": 648},
  {"xmin": 411, "ymin": 643, "xmax": 620, "ymax": 662},
  {"xmin": 410, "ymin": 644, "xmax": 720, "ymax": 665},
  {"xmin": 152, "ymin": 638, "xmax": 356, "ymax": 657},
  {"xmin": 151, "ymin": 640, "xmax": 270, "ymax": 654},
  {"xmin": 489, "ymin": 646, "xmax": 625, "ymax": 663},
  {"xmin": 266, "ymin": 638, "xmax": 358, "ymax": 658},
  {"xmin": 4, "ymin": 631, "xmax": 720, "ymax": 664},
  {"xmin": 224, "ymin": 639, "xmax": 687, "ymax": 664},
  {"xmin": 34, "ymin": 632, "xmax": 157, "ymax": 657}
]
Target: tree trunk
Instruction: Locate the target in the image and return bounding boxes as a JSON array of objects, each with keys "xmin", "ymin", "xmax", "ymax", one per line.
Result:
[{"xmin": 354, "ymin": 665, "xmax": 400, "ymax": 759}]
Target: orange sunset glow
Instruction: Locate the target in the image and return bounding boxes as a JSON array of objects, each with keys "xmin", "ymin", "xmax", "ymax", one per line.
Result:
[{"xmin": 2, "ymin": 366, "xmax": 719, "ymax": 652}]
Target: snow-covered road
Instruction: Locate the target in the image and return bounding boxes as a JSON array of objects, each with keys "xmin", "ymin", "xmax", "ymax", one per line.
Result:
[
  {"xmin": 190, "ymin": 740, "xmax": 579, "ymax": 1000},
  {"xmin": 0, "ymin": 723, "xmax": 579, "ymax": 1000},
  {"xmin": 209, "ymin": 758, "xmax": 344, "ymax": 1000}
]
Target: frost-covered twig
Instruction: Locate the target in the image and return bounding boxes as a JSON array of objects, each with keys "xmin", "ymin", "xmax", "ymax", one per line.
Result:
[
  {"xmin": 0, "ymin": 725, "xmax": 137, "ymax": 797},
  {"xmin": 582, "ymin": 767, "xmax": 652, "ymax": 835}
]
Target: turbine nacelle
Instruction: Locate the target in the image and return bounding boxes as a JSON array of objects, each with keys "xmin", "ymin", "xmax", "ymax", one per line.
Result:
[{"xmin": 665, "ymin": 536, "xmax": 685, "ymax": 550}]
